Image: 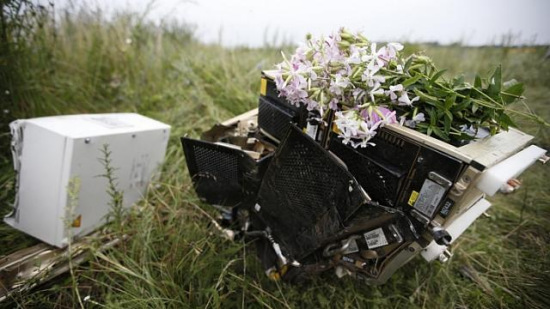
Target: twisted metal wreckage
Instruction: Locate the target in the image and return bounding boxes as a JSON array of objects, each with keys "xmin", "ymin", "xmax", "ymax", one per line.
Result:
[
  {"xmin": 181, "ymin": 71, "xmax": 548, "ymax": 283},
  {"xmin": 0, "ymin": 72, "xmax": 547, "ymax": 301}
]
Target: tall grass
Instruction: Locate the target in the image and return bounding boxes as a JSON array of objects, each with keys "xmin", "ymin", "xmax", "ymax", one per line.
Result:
[{"xmin": 1, "ymin": 2, "xmax": 549, "ymax": 308}]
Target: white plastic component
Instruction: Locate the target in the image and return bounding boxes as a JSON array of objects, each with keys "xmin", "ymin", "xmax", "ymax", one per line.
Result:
[
  {"xmin": 4, "ymin": 113, "xmax": 170, "ymax": 247},
  {"xmin": 421, "ymin": 198, "xmax": 492, "ymax": 262},
  {"xmin": 475, "ymin": 145, "xmax": 546, "ymax": 196}
]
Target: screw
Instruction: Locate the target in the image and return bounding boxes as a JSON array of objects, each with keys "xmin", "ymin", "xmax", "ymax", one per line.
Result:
[
  {"xmin": 84, "ymin": 138, "xmax": 91, "ymax": 144},
  {"xmin": 408, "ymin": 246, "xmax": 415, "ymax": 252}
]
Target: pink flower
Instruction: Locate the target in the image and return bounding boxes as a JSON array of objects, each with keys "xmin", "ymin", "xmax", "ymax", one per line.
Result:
[
  {"xmin": 329, "ymin": 98, "xmax": 339, "ymax": 110},
  {"xmin": 304, "ymin": 98, "xmax": 319, "ymax": 111},
  {"xmin": 377, "ymin": 43, "xmax": 404, "ymax": 62}
]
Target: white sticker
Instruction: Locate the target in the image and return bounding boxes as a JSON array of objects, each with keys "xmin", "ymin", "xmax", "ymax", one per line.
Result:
[
  {"xmin": 306, "ymin": 123, "xmax": 318, "ymax": 139},
  {"xmin": 88, "ymin": 116, "xmax": 132, "ymax": 129},
  {"xmin": 364, "ymin": 228, "xmax": 388, "ymax": 249},
  {"xmin": 414, "ymin": 179, "xmax": 446, "ymax": 217},
  {"xmin": 342, "ymin": 238, "xmax": 359, "ymax": 254}
]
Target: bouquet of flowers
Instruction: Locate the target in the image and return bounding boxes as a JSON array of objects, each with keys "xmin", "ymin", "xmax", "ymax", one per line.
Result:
[{"xmin": 273, "ymin": 28, "xmax": 544, "ymax": 148}]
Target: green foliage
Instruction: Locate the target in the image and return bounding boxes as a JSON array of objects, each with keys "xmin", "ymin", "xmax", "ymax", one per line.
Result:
[
  {"xmin": 0, "ymin": 2, "xmax": 549, "ymax": 309},
  {"xmin": 99, "ymin": 144, "xmax": 125, "ymax": 235},
  {"xmin": 393, "ymin": 57, "xmax": 543, "ymax": 142}
]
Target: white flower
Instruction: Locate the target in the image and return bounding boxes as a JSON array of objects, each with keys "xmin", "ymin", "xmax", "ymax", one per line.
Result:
[
  {"xmin": 347, "ymin": 44, "xmax": 367, "ymax": 65},
  {"xmin": 396, "ymin": 65, "xmax": 404, "ymax": 73},
  {"xmin": 385, "ymin": 84, "xmax": 419, "ymax": 106},
  {"xmin": 362, "ymin": 63, "xmax": 385, "ymax": 88},
  {"xmin": 368, "ymin": 83, "xmax": 385, "ymax": 102},
  {"xmin": 304, "ymin": 98, "xmax": 319, "ymax": 111},
  {"xmin": 334, "ymin": 111, "xmax": 360, "ymax": 145},
  {"xmin": 412, "ymin": 112, "xmax": 425, "ymax": 122},
  {"xmin": 402, "ymin": 113, "xmax": 426, "ymax": 128},
  {"xmin": 334, "ymin": 110, "xmax": 380, "ymax": 148},
  {"xmin": 376, "ymin": 43, "xmax": 403, "ymax": 63},
  {"xmin": 353, "ymin": 88, "xmax": 366, "ymax": 102},
  {"xmin": 329, "ymin": 73, "xmax": 350, "ymax": 95},
  {"xmin": 385, "ymin": 84, "xmax": 404, "ymax": 101},
  {"xmin": 398, "ymin": 92, "xmax": 420, "ymax": 106}
]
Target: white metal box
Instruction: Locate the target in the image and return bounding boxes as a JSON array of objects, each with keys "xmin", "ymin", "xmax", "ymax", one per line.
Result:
[{"xmin": 5, "ymin": 113, "xmax": 170, "ymax": 247}]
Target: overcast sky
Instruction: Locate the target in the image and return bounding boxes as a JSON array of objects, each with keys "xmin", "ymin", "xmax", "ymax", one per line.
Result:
[{"xmin": 57, "ymin": 0, "xmax": 550, "ymax": 47}]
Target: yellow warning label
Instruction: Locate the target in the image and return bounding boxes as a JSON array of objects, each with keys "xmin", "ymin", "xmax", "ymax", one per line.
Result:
[
  {"xmin": 408, "ymin": 191, "xmax": 419, "ymax": 206},
  {"xmin": 332, "ymin": 122, "xmax": 340, "ymax": 134},
  {"xmin": 260, "ymin": 78, "xmax": 267, "ymax": 96},
  {"xmin": 72, "ymin": 215, "xmax": 82, "ymax": 228}
]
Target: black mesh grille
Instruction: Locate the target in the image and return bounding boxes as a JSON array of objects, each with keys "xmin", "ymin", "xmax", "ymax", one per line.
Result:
[
  {"xmin": 258, "ymin": 96, "xmax": 295, "ymax": 141},
  {"xmin": 181, "ymin": 138, "xmax": 256, "ymax": 207},
  {"xmin": 194, "ymin": 145, "xmax": 239, "ymax": 182},
  {"xmin": 256, "ymin": 125, "xmax": 367, "ymax": 259},
  {"xmin": 329, "ymin": 139, "xmax": 405, "ymax": 207},
  {"xmin": 328, "ymin": 129, "xmax": 422, "ymax": 207}
]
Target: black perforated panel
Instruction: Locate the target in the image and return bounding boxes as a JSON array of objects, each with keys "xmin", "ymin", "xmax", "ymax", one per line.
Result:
[
  {"xmin": 258, "ymin": 96, "xmax": 296, "ymax": 141},
  {"xmin": 328, "ymin": 129, "xmax": 422, "ymax": 207},
  {"xmin": 256, "ymin": 125, "xmax": 367, "ymax": 259},
  {"xmin": 182, "ymin": 138, "xmax": 256, "ymax": 206}
]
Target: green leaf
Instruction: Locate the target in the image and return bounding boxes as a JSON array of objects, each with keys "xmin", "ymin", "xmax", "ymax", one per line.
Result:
[
  {"xmin": 501, "ymin": 82, "xmax": 525, "ymax": 104},
  {"xmin": 444, "ymin": 110, "xmax": 453, "ymax": 122},
  {"xmin": 404, "ymin": 56, "xmax": 413, "ymax": 72},
  {"xmin": 444, "ymin": 94, "xmax": 456, "ymax": 110},
  {"xmin": 452, "ymin": 75, "xmax": 465, "ymax": 88},
  {"xmin": 487, "ymin": 65, "xmax": 502, "ymax": 96},
  {"xmin": 474, "ymin": 74, "xmax": 482, "ymax": 88},
  {"xmin": 444, "ymin": 113, "xmax": 452, "ymax": 134},
  {"xmin": 427, "ymin": 126, "xmax": 433, "ymax": 136},
  {"xmin": 498, "ymin": 113, "xmax": 517, "ymax": 129},
  {"xmin": 414, "ymin": 89, "xmax": 440, "ymax": 105},
  {"xmin": 403, "ymin": 74, "xmax": 423, "ymax": 87},
  {"xmin": 472, "ymin": 103, "xmax": 479, "ymax": 114},
  {"xmin": 430, "ymin": 69, "xmax": 447, "ymax": 83},
  {"xmin": 451, "ymin": 98, "xmax": 472, "ymax": 112},
  {"xmin": 427, "ymin": 108, "xmax": 437, "ymax": 126},
  {"xmin": 431, "ymin": 126, "xmax": 450, "ymax": 141},
  {"xmin": 432, "ymin": 88, "xmax": 451, "ymax": 97}
]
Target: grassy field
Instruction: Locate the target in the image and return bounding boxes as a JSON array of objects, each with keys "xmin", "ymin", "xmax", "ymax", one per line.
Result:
[{"xmin": 1, "ymin": 2, "xmax": 549, "ymax": 308}]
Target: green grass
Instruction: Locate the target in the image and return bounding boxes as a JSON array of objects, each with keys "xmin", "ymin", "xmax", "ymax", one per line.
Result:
[{"xmin": 1, "ymin": 3, "xmax": 549, "ymax": 308}]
